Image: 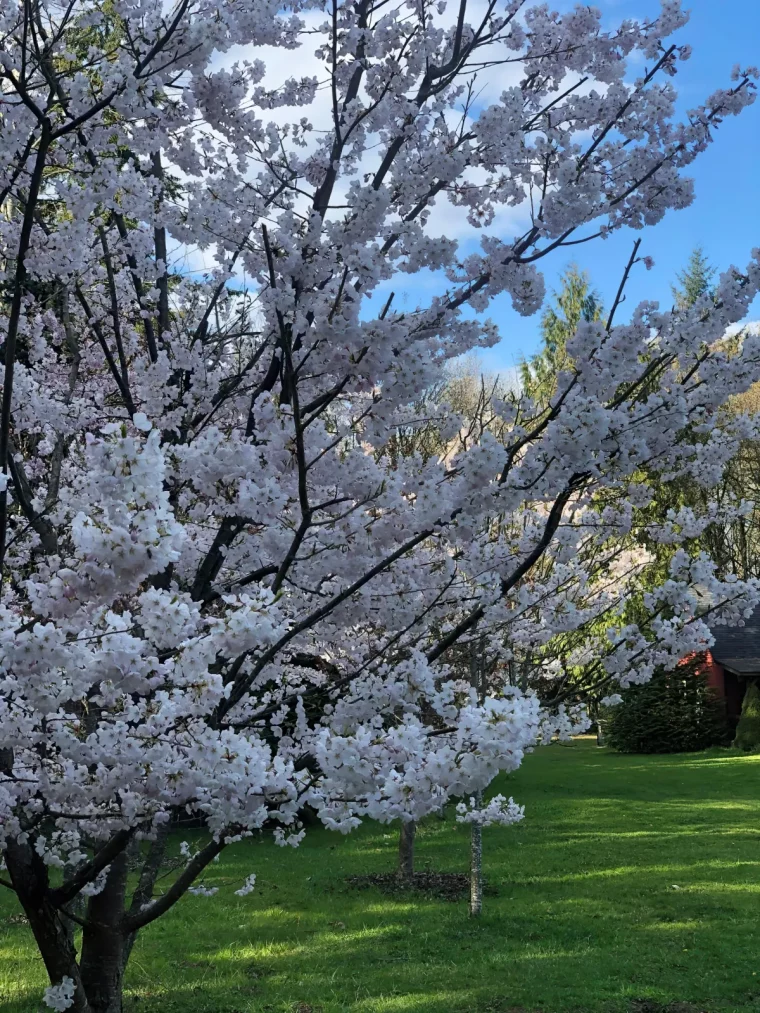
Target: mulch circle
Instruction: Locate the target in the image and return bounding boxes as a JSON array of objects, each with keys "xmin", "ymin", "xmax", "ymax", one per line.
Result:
[
  {"xmin": 629, "ymin": 1002, "xmax": 708, "ymax": 1013},
  {"xmin": 346, "ymin": 871, "xmax": 497, "ymax": 901}
]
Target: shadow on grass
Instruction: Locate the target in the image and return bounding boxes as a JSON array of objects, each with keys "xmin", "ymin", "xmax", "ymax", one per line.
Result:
[{"xmin": 3, "ymin": 743, "xmax": 760, "ymax": 1013}]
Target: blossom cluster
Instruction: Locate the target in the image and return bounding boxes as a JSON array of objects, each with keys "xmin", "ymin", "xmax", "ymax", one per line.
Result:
[{"xmin": 455, "ymin": 795, "xmax": 525, "ymax": 827}]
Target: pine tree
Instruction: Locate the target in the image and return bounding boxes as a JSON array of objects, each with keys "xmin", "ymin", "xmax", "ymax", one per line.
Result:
[
  {"xmin": 733, "ymin": 681, "xmax": 760, "ymax": 751},
  {"xmin": 671, "ymin": 246, "xmax": 717, "ymax": 311},
  {"xmin": 520, "ymin": 265, "xmax": 603, "ymax": 399},
  {"xmin": 605, "ymin": 659, "xmax": 730, "ymax": 753}
]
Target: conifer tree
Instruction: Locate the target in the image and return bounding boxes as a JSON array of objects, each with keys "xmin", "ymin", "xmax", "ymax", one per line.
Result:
[
  {"xmin": 520, "ymin": 266, "xmax": 603, "ymax": 399},
  {"xmin": 734, "ymin": 681, "xmax": 760, "ymax": 751},
  {"xmin": 671, "ymin": 246, "xmax": 717, "ymax": 310},
  {"xmin": 605, "ymin": 659, "xmax": 730, "ymax": 754}
]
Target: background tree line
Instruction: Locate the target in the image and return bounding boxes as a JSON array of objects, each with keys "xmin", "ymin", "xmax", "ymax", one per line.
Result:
[{"xmin": 419, "ymin": 250, "xmax": 760, "ymax": 758}]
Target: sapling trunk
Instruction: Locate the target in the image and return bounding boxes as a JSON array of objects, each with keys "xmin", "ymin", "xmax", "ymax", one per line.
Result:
[
  {"xmin": 469, "ymin": 789, "xmax": 483, "ymax": 917},
  {"xmin": 397, "ymin": 820, "xmax": 416, "ymax": 883},
  {"xmin": 470, "ymin": 639, "xmax": 486, "ymax": 917}
]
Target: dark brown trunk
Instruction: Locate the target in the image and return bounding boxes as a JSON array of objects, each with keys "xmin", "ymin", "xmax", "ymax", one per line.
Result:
[
  {"xmin": 397, "ymin": 821, "xmax": 416, "ymax": 883},
  {"xmin": 79, "ymin": 852, "xmax": 130, "ymax": 1013},
  {"xmin": 5, "ymin": 838, "xmax": 90, "ymax": 1013}
]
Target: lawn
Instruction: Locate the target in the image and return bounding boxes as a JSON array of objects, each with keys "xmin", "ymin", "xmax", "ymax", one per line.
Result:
[{"xmin": 3, "ymin": 739, "xmax": 760, "ymax": 1013}]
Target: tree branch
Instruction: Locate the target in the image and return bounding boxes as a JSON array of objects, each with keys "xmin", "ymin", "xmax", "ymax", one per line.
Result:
[
  {"xmin": 50, "ymin": 829, "xmax": 133, "ymax": 907},
  {"xmin": 0, "ymin": 121, "xmax": 51, "ymax": 589},
  {"xmin": 122, "ymin": 837, "xmax": 225, "ymax": 933}
]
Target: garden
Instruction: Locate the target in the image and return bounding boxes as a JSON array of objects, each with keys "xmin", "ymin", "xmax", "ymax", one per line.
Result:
[
  {"xmin": 4, "ymin": 740, "xmax": 760, "ymax": 1013},
  {"xmin": 2, "ymin": 0, "xmax": 760, "ymax": 1010}
]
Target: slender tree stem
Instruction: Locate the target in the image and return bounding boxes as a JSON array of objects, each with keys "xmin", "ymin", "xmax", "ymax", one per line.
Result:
[{"xmin": 0, "ymin": 121, "xmax": 51, "ymax": 590}]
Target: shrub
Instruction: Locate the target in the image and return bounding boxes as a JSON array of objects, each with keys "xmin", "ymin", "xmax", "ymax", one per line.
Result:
[
  {"xmin": 733, "ymin": 681, "xmax": 760, "ymax": 751},
  {"xmin": 605, "ymin": 659, "xmax": 730, "ymax": 754}
]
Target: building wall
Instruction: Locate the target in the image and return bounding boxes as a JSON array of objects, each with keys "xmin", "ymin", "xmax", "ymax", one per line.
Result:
[
  {"xmin": 699, "ymin": 651, "xmax": 747, "ymax": 728},
  {"xmin": 702, "ymin": 651, "xmax": 726, "ymax": 697}
]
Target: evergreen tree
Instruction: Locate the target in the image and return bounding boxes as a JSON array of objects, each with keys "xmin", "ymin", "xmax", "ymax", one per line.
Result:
[
  {"xmin": 605, "ymin": 658, "xmax": 730, "ymax": 754},
  {"xmin": 733, "ymin": 681, "xmax": 760, "ymax": 751},
  {"xmin": 671, "ymin": 246, "xmax": 717, "ymax": 311},
  {"xmin": 520, "ymin": 265, "xmax": 603, "ymax": 399}
]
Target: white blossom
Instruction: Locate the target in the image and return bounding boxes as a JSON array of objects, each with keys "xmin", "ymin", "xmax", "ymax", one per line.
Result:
[
  {"xmin": 235, "ymin": 873, "xmax": 257, "ymax": 897},
  {"xmin": 455, "ymin": 795, "xmax": 525, "ymax": 827},
  {"xmin": 43, "ymin": 978, "xmax": 76, "ymax": 1012}
]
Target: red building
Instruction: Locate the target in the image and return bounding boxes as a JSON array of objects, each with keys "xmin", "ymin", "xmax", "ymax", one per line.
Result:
[{"xmin": 701, "ymin": 611, "xmax": 760, "ymax": 727}]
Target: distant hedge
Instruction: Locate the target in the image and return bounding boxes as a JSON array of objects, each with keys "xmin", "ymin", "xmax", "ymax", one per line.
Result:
[{"xmin": 604, "ymin": 659, "xmax": 730, "ymax": 754}]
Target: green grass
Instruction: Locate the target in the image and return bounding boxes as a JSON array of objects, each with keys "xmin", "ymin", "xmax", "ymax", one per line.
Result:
[{"xmin": 3, "ymin": 740, "xmax": 760, "ymax": 1013}]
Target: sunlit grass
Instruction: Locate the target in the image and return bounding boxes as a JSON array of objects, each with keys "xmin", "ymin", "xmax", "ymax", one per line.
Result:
[{"xmin": 3, "ymin": 741, "xmax": 760, "ymax": 1012}]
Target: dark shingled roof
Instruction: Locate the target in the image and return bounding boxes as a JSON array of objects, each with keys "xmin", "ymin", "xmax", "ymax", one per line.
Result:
[{"xmin": 709, "ymin": 607, "xmax": 760, "ymax": 675}]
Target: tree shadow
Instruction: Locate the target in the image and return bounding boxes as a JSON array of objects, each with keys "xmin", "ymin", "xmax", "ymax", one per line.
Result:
[{"xmin": 3, "ymin": 743, "xmax": 760, "ymax": 1012}]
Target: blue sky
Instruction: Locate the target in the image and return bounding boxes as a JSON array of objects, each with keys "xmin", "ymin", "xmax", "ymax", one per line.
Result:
[
  {"xmin": 473, "ymin": 0, "xmax": 760, "ymax": 376},
  {"xmin": 200, "ymin": 2, "xmax": 759, "ymax": 377}
]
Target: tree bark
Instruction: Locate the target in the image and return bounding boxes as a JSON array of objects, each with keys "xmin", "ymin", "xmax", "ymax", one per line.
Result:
[
  {"xmin": 469, "ymin": 789, "xmax": 483, "ymax": 917},
  {"xmin": 397, "ymin": 820, "xmax": 416, "ymax": 884},
  {"xmin": 79, "ymin": 852, "xmax": 130, "ymax": 1013},
  {"xmin": 5, "ymin": 838, "xmax": 91, "ymax": 1013}
]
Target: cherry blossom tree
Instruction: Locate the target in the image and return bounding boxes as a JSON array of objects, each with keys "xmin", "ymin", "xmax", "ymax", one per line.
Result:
[{"xmin": 1, "ymin": 0, "xmax": 760, "ymax": 1009}]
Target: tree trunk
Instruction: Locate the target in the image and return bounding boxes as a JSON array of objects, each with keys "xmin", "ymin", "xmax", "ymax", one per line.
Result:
[
  {"xmin": 469, "ymin": 789, "xmax": 483, "ymax": 918},
  {"xmin": 596, "ymin": 718, "xmax": 606, "ymax": 746},
  {"xmin": 79, "ymin": 852, "xmax": 130, "ymax": 1013},
  {"xmin": 5, "ymin": 838, "xmax": 90, "ymax": 1013},
  {"xmin": 469, "ymin": 639, "xmax": 485, "ymax": 917},
  {"xmin": 397, "ymin": 821, "xmax": 416, "ymax": 884}
]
